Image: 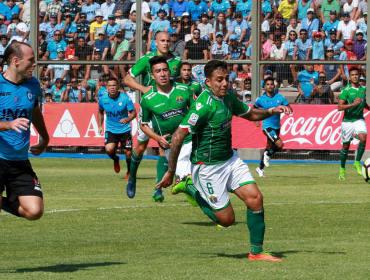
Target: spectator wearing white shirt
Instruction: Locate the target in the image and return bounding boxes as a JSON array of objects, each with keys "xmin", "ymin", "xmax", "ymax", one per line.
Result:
[
  {"xmin": 101, "ymin": 0, "xmax": 116, "ymax": 21},
  {"xmin": 45, "ymin": 48, "xmax": 70, "ymax": 83},
  {"xmin": 343, "ymin": 0, "xmax": 358, "ymax": 20},
  {"xmin": 337, "ymin": 11, "xmax": 356, "ymax": 42},
  {"xmin": 6, "ymin": 14, "xmax": 28, "ymax": 42},
  {"xmin": 130, "ymin": 1, "xmax": 152, "ymax": 25}
]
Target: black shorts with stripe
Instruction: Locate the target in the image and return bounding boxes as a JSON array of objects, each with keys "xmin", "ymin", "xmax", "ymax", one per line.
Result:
[
  {"xmin": 263, "ymin": 128, "xmax": 280, "ymax": 144},
  {"xmin": 105, "ymin": 131, "xmax": 132, "ymax": 150}
]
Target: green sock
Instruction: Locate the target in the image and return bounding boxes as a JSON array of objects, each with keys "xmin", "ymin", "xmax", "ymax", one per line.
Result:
[
  {"xmin": 340, "ymin": 148, "xmax": 348, "ymax": 169},
  {"xmin": 156, "ymin": 156, "xmax": 168, "ymax": 184},
  {"xmin": 247, "ymin": 208, "xmax": 265, "ymax": 255},
  {"xmin": 128, "ymin": 151, "xmax": 142, "ymax": 182},
  {"xmin": 186, "ymin": 181, "xmax": 218, "ymax": 223},
  {"xmin": 356, "ymin": 143, "xmax": 366, "ymax": 162}
]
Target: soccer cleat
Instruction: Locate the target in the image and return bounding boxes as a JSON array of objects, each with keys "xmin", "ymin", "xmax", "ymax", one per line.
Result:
[
  {"xmin": 126, "ymin": 180, "xmax": 136, "ymax": 199},
  {"xmin": 114, "ymin": 158, "xmax": 120, "ymax": 173},
  {"xmin": 171, "ymin": 179, "xmax": 186, "ymax": 195},
  {"xmin": 339, "ymin": 168, "xmax": 346, "ymax": 180},
  {"xmin": 263, "ymin": 151, "xmax": 270, "ymax": 167},
  {"xmin": 248, "ymin": 251, "xmax": 282, "ymax": 262},
  {"xmin": 255, "ymin": 167, "xmax": 265, "ymax": 178},
  {"xmin": 152, "ymin": 187, "xmax": 164, "ymax": 202},
  {"xmin": 125, "ymin": 172, "xmax": 130, "ymax": 180},
  {"xmin": 217, "ymin": 224, "xmax": 232, "ymax": 228},
  {"xmin": 354, "ymin": 162, "xmax": 362, "ymax": 175},
  {"xmin": 172, "ymin": 175, "xmax": 198, "ymax": 207}
]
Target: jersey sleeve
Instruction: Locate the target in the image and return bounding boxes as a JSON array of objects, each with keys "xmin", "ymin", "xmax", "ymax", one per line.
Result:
[
  {"xmin": 180, "ymin": 100, "xmax": 209, "ymax": 134},
  {"xmin": 126, "ymin": 96, "xmax": 135, "ymax": 112},
  {"xmin": 338, "ymin": 88, "xmax": 348, "ymax": 101},
  {"xmin": 254, "ymin": 97, "xmax": 261, "ymax": 108},
  {"xmin": 98, "ymin": 98, "xmax": 104, "ymax": 111},
  {"xmin": 129, "ymin": 56, "xmax": 148, "ymax": 78},
  {"xmin": 281, "ymin": 95, "xmax": 289, "ymax": 106},
  {"xmin": 140, "ymin": 97, "xmax": 152, "ymax": 124}
]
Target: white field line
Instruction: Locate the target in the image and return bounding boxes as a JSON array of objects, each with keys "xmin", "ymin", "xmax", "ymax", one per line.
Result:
[{"xmin": 1, "ymin": 201, "xmax": 369, "ymax": 216}]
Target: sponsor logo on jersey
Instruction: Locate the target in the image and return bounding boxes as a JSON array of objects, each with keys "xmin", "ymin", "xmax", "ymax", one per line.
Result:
[
  {"xmin": 154, "ymin": 102, "xmax": 165, "ymax": 108},
  {"xmin": 209, "ymin": 196, "xmax": 218, "ymax": 203},
  {"xmin": 196, "ymin": 103, "xmax": 203, "ymax": 110},
  {"xmin": 27, "ymin": 91, "xmax": 34, "ymax": 101},
  {"xmin": 0, "ymin": 109, "xmax": 28, "ymax": 121},
  {"xmin": 220, "ymin": 118, "xmax": 232, "ymax": 131},
  {"xmin": 188, "ymin": 113, "xmax": 199, "ymax": 125},
  {"xmin": 106, "ymin": 110, "xmax": 127, "ymax": 118},
  {"xmin": 161, "ymin": 108, "xmax": 183, "ymax": 120},
  {"xmin": 176, "ymin": 96, "xmax": 184, "ymax": 103},
  {"xmin": 0, "ymin": 92, "xmax": 11, "ymax": 96}
]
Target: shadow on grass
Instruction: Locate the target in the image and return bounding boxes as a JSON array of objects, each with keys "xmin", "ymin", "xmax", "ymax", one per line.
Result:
[
  {"xmin": 181, "ymin": 222, "xmax": 241, "ymax": 227},
  {"xmin": 208, "ymin": 250, "xmax": 346, "ymax": 259},
  {"xmin": 1, "ymin": 262, "xmax": 125, "ymax": 274}
]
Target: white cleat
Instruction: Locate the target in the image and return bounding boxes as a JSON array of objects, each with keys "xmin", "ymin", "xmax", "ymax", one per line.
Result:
[
  {"xmin": 256, "ymin": 167, "xmax": 265, "ymax": 177},
  {"xmin": 263, "ymin": 151, "xmax": 270, "ymax": 167}
]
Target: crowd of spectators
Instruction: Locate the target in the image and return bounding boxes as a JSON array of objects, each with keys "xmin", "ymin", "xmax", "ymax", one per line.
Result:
[{"xmin": 0, "ymin": 0, "xmax": 367, "ymax": 104}]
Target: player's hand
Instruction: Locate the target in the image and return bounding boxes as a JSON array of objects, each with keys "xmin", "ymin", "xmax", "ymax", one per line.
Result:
[
  {"xmin": 29, "ymin": 139, "xmax": 48, "ymax": 156},
  {"xmin": 158, "ymin": 134, "xmax": 170, "ymax": 149},
  {"xmin": 354, "ymin": 97, "xmax": 362, "ymax": 105},
  {"xmin": 141, "ymin": 86, "xmax": 152, "ymax": 94},
  {"xmin": 156, "ymin": 171, "xmax": 174, "ymax": 189},
  {"xmin": 9, "ymin": 118, "xmax": 30, "ymax": 133},
  {"xmin": 273, "ymin": 105, "xmax": 292, "ymax": 115},
  {"xmin": 98, "ymin": 126, "xmax": 104, "ymax": 135},
  {"xmin": 120, "ymin": 118, "xmax": 129, "ymax": 124}
]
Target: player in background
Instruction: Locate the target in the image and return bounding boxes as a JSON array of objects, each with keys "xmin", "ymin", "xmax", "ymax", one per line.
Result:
[
  {"xmin": 124, "ymin": 31, "xmax": 182, "ymax": 201},
  {"xmin": 157, "ymin": 60, "xmax": 292, "ymax": 261},
  {"xmin": 254, "ymin": 77, "xmax": 292, "ymax": 177},
  {"xmin": 98, "ymin": 77, "xmax": 137, "ymax": 178},
  {"xmin": 138, "ymin": 56, "xmax": 196, "ymax": 205},
  {"xmin": 175, "ymin": 62, "xmax": 203, "ymax": 99},
  {"xmin": 338, "ymin": 67, "xmax": 369, "ymax": 180},
  {"xmin": 0, "ymin": 42, "xmax": 49, "ymax": 220}
]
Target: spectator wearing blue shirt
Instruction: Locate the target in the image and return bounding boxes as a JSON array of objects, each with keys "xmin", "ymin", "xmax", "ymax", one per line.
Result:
[
  {"xmin": 151, "ymin": 0, "xmax": 170, "ymax": 20},
  {"xmin": 187, "ymin": 0, "xmax": 209, "ymax": 22},
  {"xmin": 283, "ymin": 30, "xmax": 299, "ymax": 86},
  {"xmin": 262, "ymin": 0, "xmax": 272, "ymax": 20},
  {"xmin": 227, "ymin": 12, "xmax": 249, "ymax": 42},
  {"xmin": 0, "ymin": 15, "xmax": 7, "ymax": 35},
  {"xmin": 236, "ymin": 0, "xmax": 251, "ymax": 19},
  {"xmin": 0, "ymin": 34, "xmax": 8, "ymax": 55},
  {"xmin": 359, "ymin": 12, "xmax": 367, "ymax": 41},
  {"xmin": 168, "ymin": 17, "xmax": 181, "ymax": 35},
  {"xmin": 103, "ymin": 15, "xmax": 121, "ymax": 41},
  {"xmin": 94, "ymin": 34, "xmax": 111, "ymax": 60},
  {"xmin": 65, "ymin": 80, "xmax": 85, "ymax": 103},
  {"xmin": 3, "ymin": 0, "xmax": 20, "ymax": 22},
  {"xmin": 75, "ymin": 12, "xmax": 90, "ymax": 41},
  {"xmin": 300, "ymin": 8, "xmax": 319, "ymax": 39},
  {"xmin": 60, "ymin": 13, "xmax": 77, "ymax": 42},
  {"xmin": 210, "ymin": 31, "xmax": 230, "ymax": 59},
  {"xmin": 297, "ymin": 64, "xmax": 319, "ymax": 103},
  {"xmin": 324, "ymin": 28, "xmax": 344, "ymax": 59},
  {"xmin": 81, "ymin": 0, "xmax": 100, "ymax": 22},
  {"xmin": 172, "ymin": 0, "xmax": 189, "ymax": 18},
  {"xmin": 0, "ymin": 1, "xmax": 5, "ymax": 17},
  {"xmin": 209, "ymin": 0, "xmax": 231, "ymax": 19},
  {"xmin": 59, "ymin": 0, "xmax": 82, "ymax": 22},
  {"xmin": 293, "ymin": 28, "xmax": 312, "ymax": 60},
  {"xmin": 307, "ymin": 32, "xmax": 325, "ymax": 60},
  {"xmin": 121, "ymin": 11, "xmax": 137, "ymax": 42},
  {"xmin": 148, "ymin": 9, "xmax": 171, "ymax": 52},
  {"xmin": 322, "ymin": 9, "xmax": 339, "ymax": 36},
  {"xmin": 213, "ymin": 11, "xmax": 231, "ymax": 38},
  {"xmin": 43, "ymin": 14, "xmax": 61, "ymax": 42},
  {"xmin": 43, "ymin": 30, "xmax": 67, "ymax": 60}
]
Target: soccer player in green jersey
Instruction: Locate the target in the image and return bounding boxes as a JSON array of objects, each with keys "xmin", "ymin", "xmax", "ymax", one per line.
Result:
[
  {"xmin": 175, "ymin": 62, "xmax": 203, "ymax": 99},
  {"xmin": 338, "ymin": 67, "xmax": 369, "ymax": 180},
  {"xmin": 157, "ymin": 60, "xmax": 292, "ymax": 262},
  {"xmin": 124, "ymin": 31, "xmax": 182, "ymax": 200}
]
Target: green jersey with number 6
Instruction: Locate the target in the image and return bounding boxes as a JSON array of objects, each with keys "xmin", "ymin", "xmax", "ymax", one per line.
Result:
[
  {"xmin": 339, "ymin": 85, "xmax": 367, "ymax": 122},
  {"xmin": 140, "ymin": 82, "xmax": 193, "ymax": 146},
  {"xmin": 180, "ymin": 86, "xmax": 250, "ymax": 165},
  {"xmin": 128, "ymin": 50, "xmax": 182, "ymax": 87}
]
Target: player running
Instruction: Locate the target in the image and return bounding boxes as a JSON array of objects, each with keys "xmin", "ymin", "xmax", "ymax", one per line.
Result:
[
  {"xmin": 175, "ymin": 62, "xmax": 203, "ymax": 99},
  {"xmin": 98, "ymin": 77, "xmax": 137, "ymax": 178},
  {"xmin": 338, "ymin": 67, "xmax": 369, "ymax": 180},
  {"xmin": 157, "ymin": 60, "xmax": 292, "ymax": 261},
  {"xmin": 254, "ymin": 77, "xmax": 292, "ymax": 177},
  {"xmin": 1, "ymin": 42, "xmax": 49, "ymax": 220},
  {"xmin": 124, "ymin": 31, "xmax": 182, "ymax": 201}
]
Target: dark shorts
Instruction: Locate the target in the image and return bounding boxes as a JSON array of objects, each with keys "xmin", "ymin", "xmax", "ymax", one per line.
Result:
[
  {"xmin": 0, "ymin": 158, "xmax": 43, "ymax": 203},
  {"xmin": 263, "ymin": 128, "xmax": 281, "ymax": 144},
  {"xmin": 105, "ymin": 131, "xmax": 132, "ymax": 150}
]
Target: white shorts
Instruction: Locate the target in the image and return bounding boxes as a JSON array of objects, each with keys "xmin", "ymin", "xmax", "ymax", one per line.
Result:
[
  {"xmin": 191, "ymin": 150, "xmax": 256, "ymax": 211},
  {"xmin": 164, "ymin": 141, "xmax": 192, "ymax": 180},
  {"xmin": 341, "ymin": 119, "xmax": 367, "ymax": 143},
  {"xmin": 137, "ymin": 119, "xmax": 151, "ymax": 143}
]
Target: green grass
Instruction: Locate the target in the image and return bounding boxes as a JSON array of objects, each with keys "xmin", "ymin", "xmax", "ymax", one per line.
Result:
[{"xmin": 2, "ymin": 158, "xmax": 370, "ymax": 279}]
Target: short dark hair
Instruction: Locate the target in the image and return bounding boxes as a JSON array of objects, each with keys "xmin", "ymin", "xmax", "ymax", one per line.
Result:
[
  {"xmin": 264, "ymin": 76, "xmax": 275, "ymax": 85},
  {"xmin": 204, "ymin": 60, "xmax": 228, "ymax": 78},
  {"xmin": 149, "ymin": 56, "xmax": 169, "ymax": 71},
  {"xmin": 349, "ymin": 66, "xmax": 360, "ymax": 74},
  {"xmin": 180, "ymin": 62, "xmax": 192, "ymax": 69},
  {"xmin": 0, "ymin": 41, "xmax": 31, "ymax": 67},
  {"xmin": 106, "ymin": 77, "xmax": 118, "ymax": 84}
]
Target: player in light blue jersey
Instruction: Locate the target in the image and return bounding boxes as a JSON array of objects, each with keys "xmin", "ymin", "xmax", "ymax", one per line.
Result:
[
  {"xmin": 98, "ymin": 77, "xmax": 137, "ymax": 178},
  {"xmin": 254, "ymin": 77, "xmax": 292, "ymax": 177},
  {"xmin": 0, "ymin": 42, "xmax": 49, "ymax": 220}
]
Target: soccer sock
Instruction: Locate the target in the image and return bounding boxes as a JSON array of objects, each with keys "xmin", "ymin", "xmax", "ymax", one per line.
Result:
[
  {"xmin": 340, "ymin": 148, "xmax": 349, "ymax": 168},
  {"xmin": 247, "ymin": 208, "xmax": 265, "ymax": 255},
  {"xmin": 356, "ymin": 143, "xmax": 366, "ymax": 162},
  {"xmin": 155, "ymin": 156, "xmax": 168, "ymax": 184},
  {"xmin": 126, "ymin": 159, "xmax": 131, "ymax": 173},
  {"xmin": 186, "ymin": 181, "xmax": 218, "ymax": 223},
  {"xmin": 1, "ymin": 197, "xmax": 20, "ymax": 217},
  {"xmin": 269, "ymin": 145, "xmax": 281, "ymax": 156},
  {"xmin": 129, "ymin": 151, "xmax": 142, "ymax": 182},
  {"xmin": 108, "ymin": 151, "xmax": 118, "ymax": 161},
  {"xmin": 259, "ymin": 158, "xmax": 265, "ymax": 169}
]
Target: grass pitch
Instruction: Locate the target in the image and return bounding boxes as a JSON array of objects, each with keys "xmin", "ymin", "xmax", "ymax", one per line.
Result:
[{"xmin": 1, "ymin": 157, "xmax": 370, "ymax": 279}]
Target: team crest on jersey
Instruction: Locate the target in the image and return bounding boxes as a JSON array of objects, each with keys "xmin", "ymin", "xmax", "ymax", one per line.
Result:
[
  {"xmin": 27, "ymin": 91, "xmax": 33, "ymax": 101},
  {"xmin": 172, "ymin": 65, "xmax": 178, "ymax": 73},
  {"xmin": 209, "ymin": 196, "xmax": 218, "ymax": 203},
  {"xmin": 176, "ymin": 96, "xmax": 184, "ymax": 103},
  {"xmin": 119, "ymin": 102, "xmax": 123, "ymax": 106},
  {"xmin": 277, "ymin": 100, "xmax": 280, "ymax": 104}
]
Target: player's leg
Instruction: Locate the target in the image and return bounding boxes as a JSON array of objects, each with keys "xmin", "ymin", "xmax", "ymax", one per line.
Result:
[
  {"xmin": 353, "ymin": 120, "xmax": 367, "ymax": 175},
  {"xmin": 340, "ymin": 122, "xmax": 354, "ymax": 179},
  {"xmin": 153, "ymin": 147, "xmax": 168, "ymax": 202},
  {"xmin": 105, "ymin": 133, "xmax": 120, "ymax": 173},
  {"xmin": 119, "ymin": 131, "xmax": 133, "ymax": 179},
  {"xmin": 262, "ymin": 128, "xmax": 282, "ymax": 168}
]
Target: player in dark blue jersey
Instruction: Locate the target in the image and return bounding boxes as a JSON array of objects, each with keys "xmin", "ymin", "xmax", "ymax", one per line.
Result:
[
  {"xmin": 254, "ymin": 77, "xmax": 292, "ymax": 177},
  {"xmin": 98, "ymin": 77, "xmax": 137, "ymax": 178},
  {"xmin": 0, "ymin": 42, "xmax": 49, "ymax": 220}
]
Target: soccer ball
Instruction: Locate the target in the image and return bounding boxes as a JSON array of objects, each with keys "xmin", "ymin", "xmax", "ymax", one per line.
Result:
[{"xmin": 361, "ymin": 158, "xmax": 370, "ymax": 183}]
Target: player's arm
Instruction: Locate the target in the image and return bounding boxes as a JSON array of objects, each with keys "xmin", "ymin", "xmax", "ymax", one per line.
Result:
[
  {"xmin": 156, "ymin": 127, "xmax": 189, "ymax": 188},
  {"xmin": 337, "ymin": 98, "xmax": 362, "ymax": 111},
  {"xmin": 124, "ymin": 73, "xmax": 152, "ymax": 94},
  {"xmin": 242, "ymin": 106, "xmax": 292, "ymax": 121},
  {"xmin": 120, "ymin": 108, "xmax": 137, "ymax": 124},
  {"xmin": 29, "ymin": 104, "xmax": 50, "ymax": 156},
  {"xmin": 98, "ymin": 108, "xmax": 105, "ymax": 135},
  {"xmin": 140, "ymin": 122, "xmax": 170, "ymax": 149}
]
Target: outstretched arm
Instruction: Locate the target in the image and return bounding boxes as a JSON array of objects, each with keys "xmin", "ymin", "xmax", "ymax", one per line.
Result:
[
  {"xmin": 242, "ymin": 105, "xmax": 292, "ymax": 121},
  {"xmin": 156, "ymin": 127, "xmax": 190, "ymax": 188}
]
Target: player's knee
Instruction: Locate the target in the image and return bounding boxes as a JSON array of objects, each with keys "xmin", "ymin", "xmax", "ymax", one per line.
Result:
[
  {"xmin": 218, "ymin": 216, "xmax": 235, "ymax": 227},
  {"xmin": 23, "ymin": 206, "xmax": 44, "ymax": 220},
  {"xmin": 247, "ymin": 192, "xmax": 263, "ymax": 210}
]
